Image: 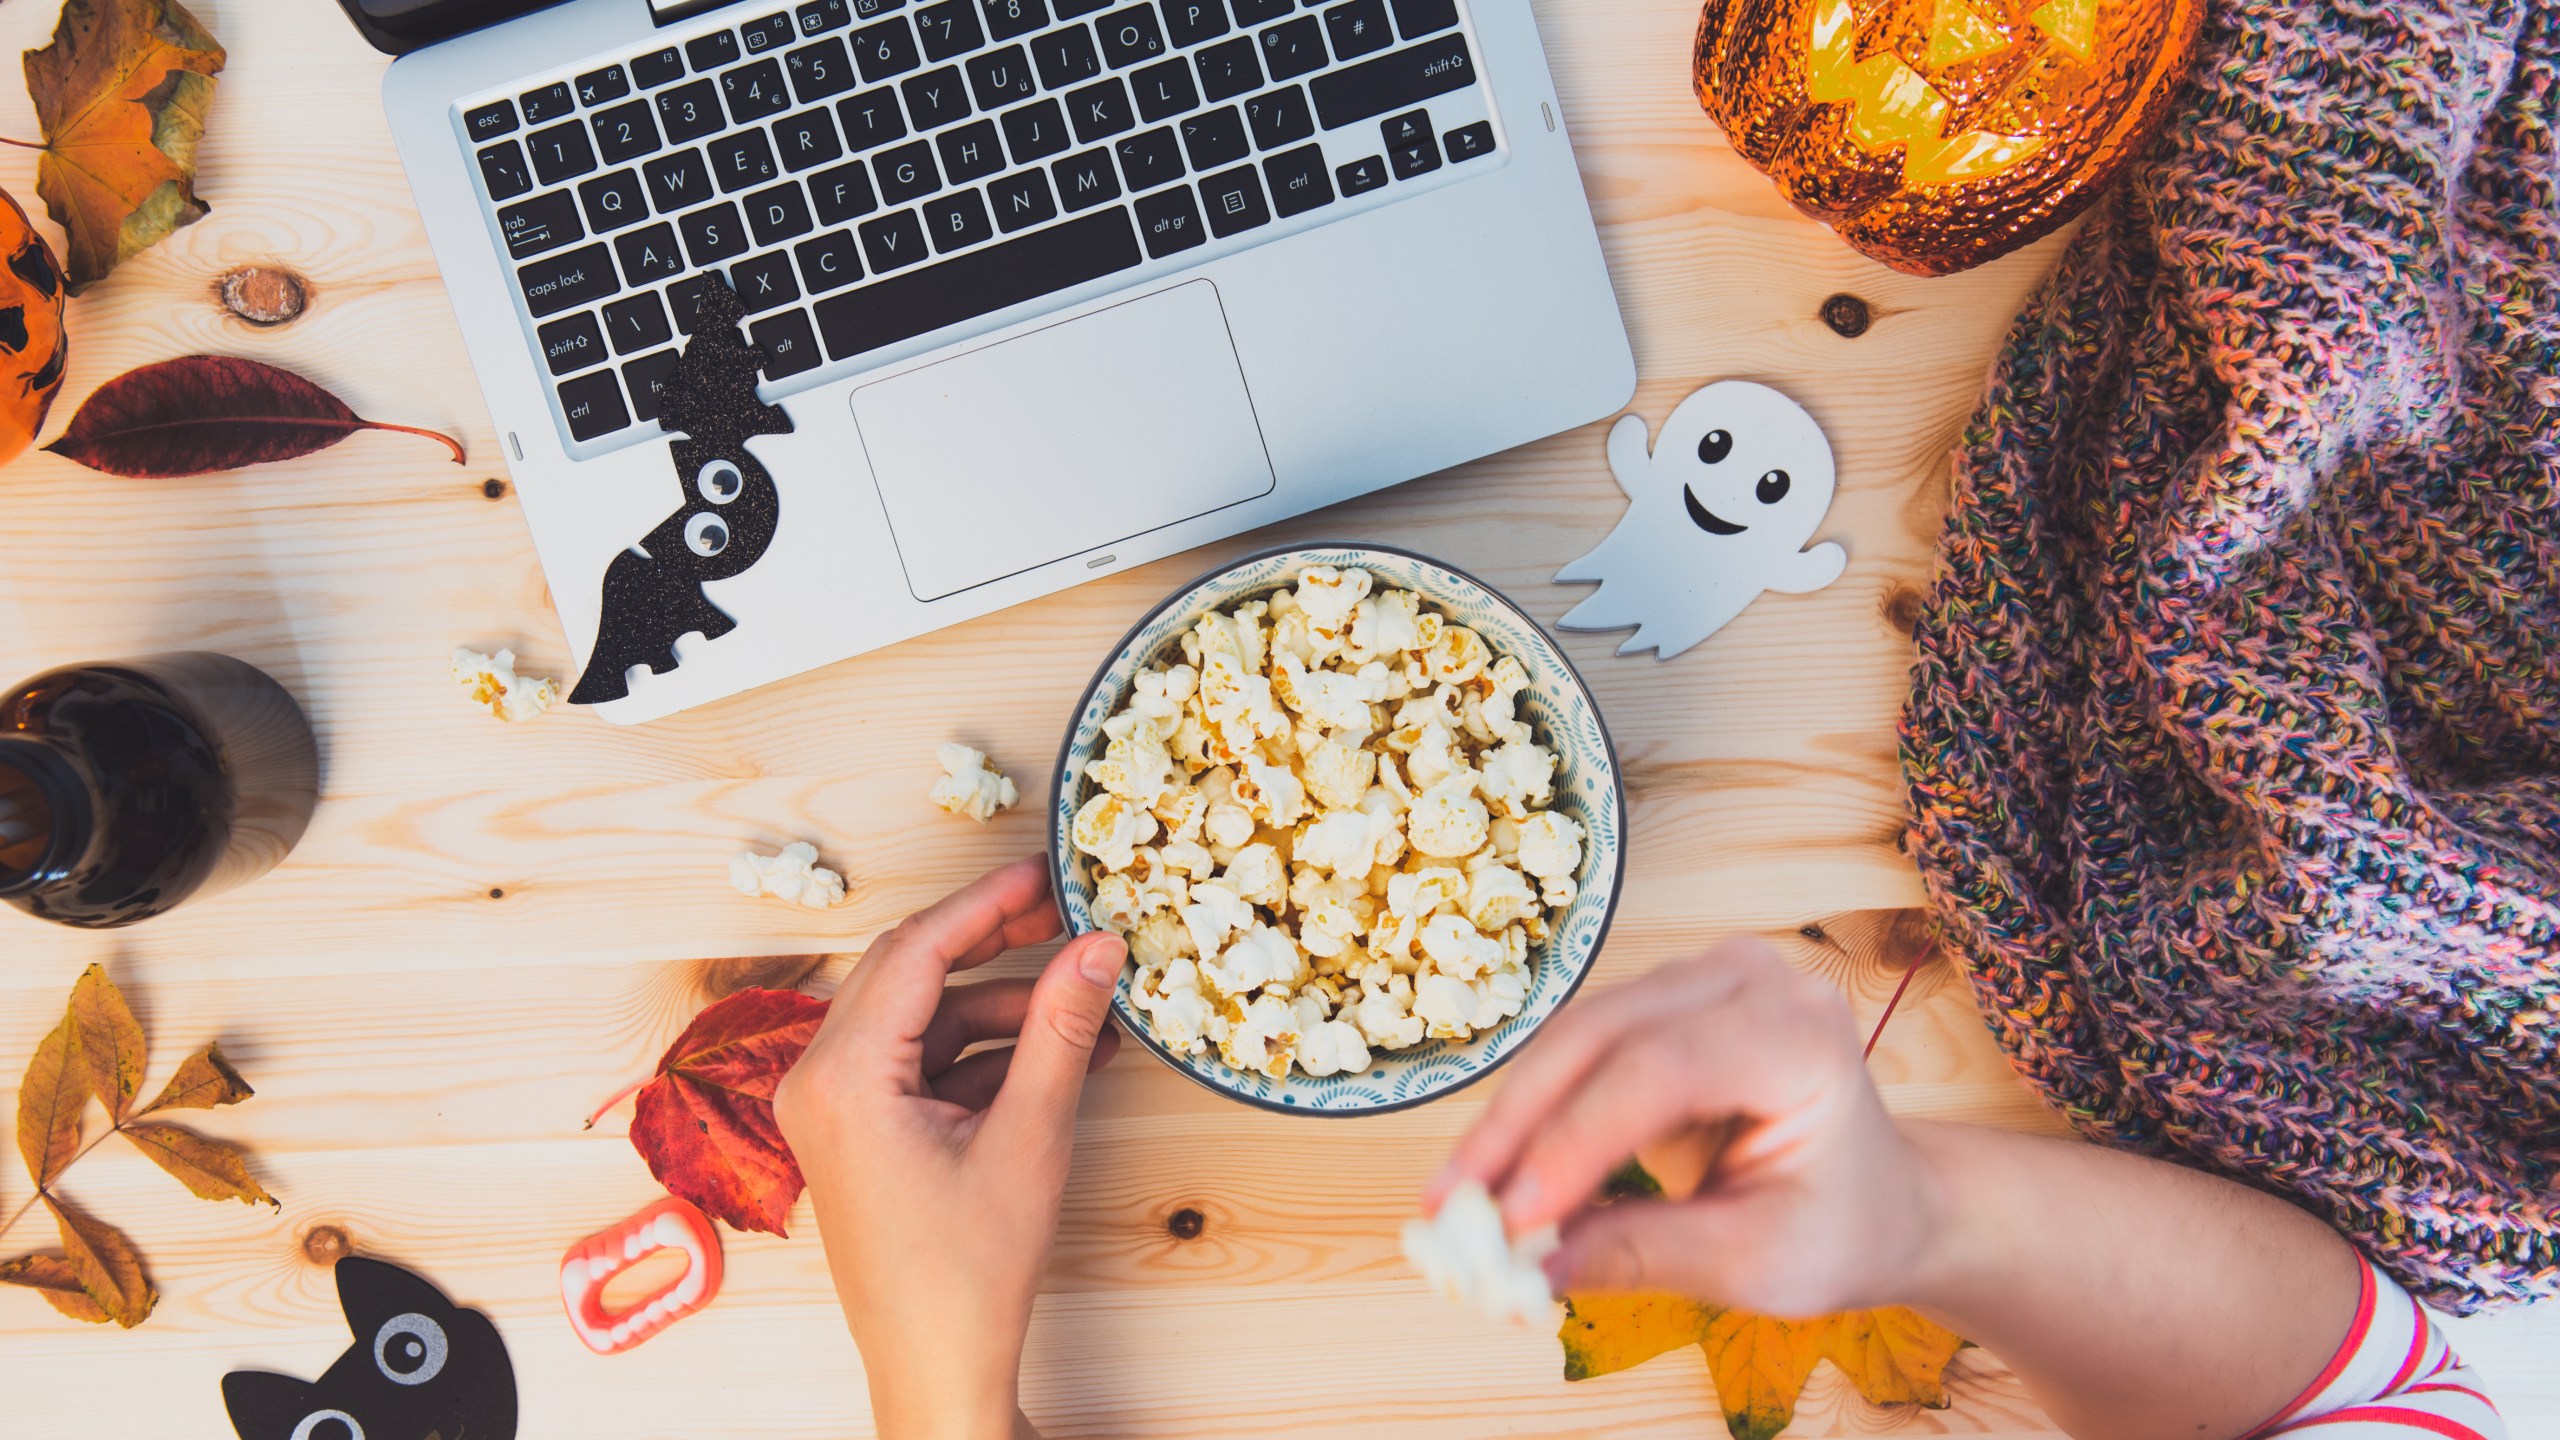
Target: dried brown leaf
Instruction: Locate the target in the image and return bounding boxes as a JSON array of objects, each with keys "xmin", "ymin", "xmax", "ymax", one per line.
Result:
[
  {"xmin": 121, "ymin": 1122, "xmax": 273, "ymax": 1207},
  {"xmin": 44, "ymin": 1194, "xmax": 153, "ymax": 1326},
  {"xmin": 69, "ymin": 962, "xmax": 146, "ymax": 1119},
  {"xmin": 138, "ymin": 1042, "xmax": 252, "ymax": 1114},
  {"xmin": 22, "ymin": 0, "xmax": 226, "ymax": 292},
  {"xmin": 15, "ymin": 1013, "xmax": 87, "ymax": 1189},
  {"xmin": 0, "ymin": 1252, "xmax": 112, "ymax": 1323}
]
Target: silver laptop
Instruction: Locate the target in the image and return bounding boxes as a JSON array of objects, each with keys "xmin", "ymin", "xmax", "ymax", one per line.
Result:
[{"xmin": 378, "ymin": 0, "xmax": 1633, "ymax": 723}]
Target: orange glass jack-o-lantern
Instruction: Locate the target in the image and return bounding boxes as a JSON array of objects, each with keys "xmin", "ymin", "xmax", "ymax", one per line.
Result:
[
  {"xmin": 1696, "ymin": 0, "xmax": 2203, "ymax": 275},
  {"xmin": 0, "ymin": 188, "xmax": 68, "ymax": 466}
]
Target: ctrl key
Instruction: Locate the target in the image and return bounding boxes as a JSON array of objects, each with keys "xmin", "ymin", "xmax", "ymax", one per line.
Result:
[{"xmin": 557, "ymin": 369, "xmax": 632, "ymax": 441}]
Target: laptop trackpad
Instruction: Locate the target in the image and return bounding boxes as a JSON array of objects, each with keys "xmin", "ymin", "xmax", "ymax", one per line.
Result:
[{"xmin": 853, "ymin": 280, "xmax": 1277, "ymax": 603}]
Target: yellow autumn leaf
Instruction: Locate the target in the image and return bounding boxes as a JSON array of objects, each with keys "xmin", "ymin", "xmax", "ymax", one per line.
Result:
[
  {"xmin": 1560, "ymin": 1292, "xmax": 1712, "ymax": 1379},
  {"xmin": 121, "ymin": 1121, "xmax": 274, "ymax": 1207},
  {"xmin": 44, "ymin": 1193, "xmax": 154, "ymax": 1327},
  {"xmin": 15, "ymin": 1013, "xmax": 86, "ymax": 1189},
  {"xmin": 70, "ymin": 962, "xmax": 146, "ymax": 1119},
  {"xmin": 0, "ymin": 1252, "xmax": 113, "ymax": 1323},
  {"xmin": 1823, "ymin": 1304, "xmax": 1967, "ymax": 1407},
  {"xmin": 22, "ymin": 0, "xmax": 226, "ymax": 292},
  {"xmin": 137, "ymin": 1041, "xmax": 255, "ymax": 1114}
]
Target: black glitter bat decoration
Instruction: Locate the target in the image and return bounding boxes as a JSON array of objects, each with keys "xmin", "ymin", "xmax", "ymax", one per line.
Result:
[{"xmin": 569, "ymin": 277, "xmax": 793, "ymax": 705}]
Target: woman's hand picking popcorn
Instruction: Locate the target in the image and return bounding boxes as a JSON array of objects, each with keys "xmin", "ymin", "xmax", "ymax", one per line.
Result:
[{"xmin": 774, "ymin": 856, "xmax": 1124, "ymax": 1440}]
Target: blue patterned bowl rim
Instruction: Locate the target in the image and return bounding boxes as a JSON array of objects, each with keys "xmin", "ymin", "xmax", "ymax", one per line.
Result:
[{"xmin": 1047, "ymin": 541, "xmax": 1627, "ymax": 1117}]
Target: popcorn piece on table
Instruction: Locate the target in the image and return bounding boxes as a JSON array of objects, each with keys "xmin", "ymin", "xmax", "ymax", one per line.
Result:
[
  {"xmin": 729, "ymin": 842, "xmax": 848, "ymax": 908},
  {"xmin": 451, "ymin": 646, "xmax": 559, "ymax": 722},
  {"xmin": 930, "ymin": 743, "xmax": 1020, "ymax": 822},
  {"xmin": 1402, "ymin": 1180, "xmax": 1558, "ymax": 1325}
]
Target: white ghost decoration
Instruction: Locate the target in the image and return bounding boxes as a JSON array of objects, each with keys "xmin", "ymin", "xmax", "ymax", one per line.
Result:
[{"xmin": 1554, "ymin": 381, "xmax": 1847, "ymax": 659}]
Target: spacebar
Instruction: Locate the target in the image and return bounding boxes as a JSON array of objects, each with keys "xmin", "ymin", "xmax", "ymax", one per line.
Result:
[{"xmin": 814, "ymin": 209, "xmax": 1145, "ymax": 362}]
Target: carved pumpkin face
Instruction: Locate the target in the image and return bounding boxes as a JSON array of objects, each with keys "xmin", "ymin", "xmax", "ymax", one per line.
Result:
[
  {"xmin": 1696, "ymin": 0, "xmax": 2203, "ymax": 274},
  {"xmin": 0, "ymin": 188, "xmax": 67, "ymax": 465}
]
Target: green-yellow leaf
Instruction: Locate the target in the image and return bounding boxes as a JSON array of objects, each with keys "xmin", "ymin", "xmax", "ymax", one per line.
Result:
[
  {"xmin": 1698, "ymin": 1309, "xmax": 1824, "ymax": 1440},
  {"xmin": 70, "ymin": 963, "xmax": 146, "ymax": 1119},
  {"xmin": 121, "ymin": 1121, "xmax": 274, "ymax": 1207},
  {"xmin": 15, "ymin": 1013, "xmax": 87, "ymax": 1189},
  {"xmin": 44, "ymin": 1193, "xmax": 154, "ymax": 1327},
  {"xmin": 137, "ymin": 1042, "xmax": 253, "ymax": 1114},
  {"xmin": 0, "ymin": 1252, "xmax": 113, "ymax": 1323},
  {"xmin": 22, "ymin": 0, "xmax": 226, "ymax": 293},
  {"xmin": 1560, "ymin": 1292, "xmax": 1711, "ymax": 1380}
]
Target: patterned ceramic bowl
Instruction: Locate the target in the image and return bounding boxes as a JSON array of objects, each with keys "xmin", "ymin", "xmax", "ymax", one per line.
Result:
[{"xmin": 1049, "ymin": 542, "xmax": 1625, "ymax": 1115}]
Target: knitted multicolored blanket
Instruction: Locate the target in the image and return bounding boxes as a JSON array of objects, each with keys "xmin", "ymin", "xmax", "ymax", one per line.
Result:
[{"xmin": 1900, "ymin": 0, "xmax": 2560, "ymax": 1311}]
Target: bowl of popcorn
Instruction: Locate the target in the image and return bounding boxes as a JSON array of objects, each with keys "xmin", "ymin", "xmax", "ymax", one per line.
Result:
[{"xmin": 1050, "ymin": 544, "xmax": 1624, "ymax": 1114}]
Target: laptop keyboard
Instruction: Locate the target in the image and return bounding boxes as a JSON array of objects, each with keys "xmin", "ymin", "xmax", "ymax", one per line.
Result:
[{"xmin": 461, "ymin": 0, "xmax": 1502, "ymax": 449}]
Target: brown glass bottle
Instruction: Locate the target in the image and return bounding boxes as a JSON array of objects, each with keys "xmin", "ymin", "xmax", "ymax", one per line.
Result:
[{"xmin": 0, "ymin": 653, "xmax": 320, "ymax": 928}]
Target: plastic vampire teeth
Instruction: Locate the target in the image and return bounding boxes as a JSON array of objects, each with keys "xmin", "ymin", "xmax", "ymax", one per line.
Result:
[{"xmin": 559, "ymin": 1196, "xmax": 724, "ymax": 1354}]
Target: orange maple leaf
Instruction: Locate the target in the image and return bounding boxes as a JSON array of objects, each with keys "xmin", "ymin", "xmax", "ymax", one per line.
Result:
[
  {"xmin": 21, "ymin": 0, "xmax": 225, "ymax": 293},
  {"xmin": 1562, "ymin": 1292, "xmax": 1966, "ymax": 1440}
]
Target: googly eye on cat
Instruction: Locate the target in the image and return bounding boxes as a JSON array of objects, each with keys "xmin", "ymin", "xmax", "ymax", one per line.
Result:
[
  {"xmin": 1554, "ymin": 380, "xmax": 1847, "ymax": 659},
  {"xmin": 222, "ymin": 1257, "xmax": 516, "ymax": 1440}
]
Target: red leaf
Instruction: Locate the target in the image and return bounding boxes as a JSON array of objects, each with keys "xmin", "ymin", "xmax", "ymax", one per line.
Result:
[
  {"xmin": 627, "ymin": 988, "xmax": 827, "ymax": 1235},
  {"xmin": 43, "ymin": 355, "xmax": 465, "ymax": 476}
]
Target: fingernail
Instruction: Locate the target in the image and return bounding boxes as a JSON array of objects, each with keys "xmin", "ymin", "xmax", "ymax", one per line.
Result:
[{"xmin": 1077, "ymin": 933, "xmax": 1127, "ymax": 986}]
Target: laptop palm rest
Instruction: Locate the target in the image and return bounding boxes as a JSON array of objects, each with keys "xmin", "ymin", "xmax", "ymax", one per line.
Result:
[{"xmin": 851, "ymin": 280, "xmax": 1278, "ymax": 604}]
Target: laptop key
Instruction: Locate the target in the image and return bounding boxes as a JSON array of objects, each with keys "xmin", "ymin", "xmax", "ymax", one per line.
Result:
[
  {"xmin": 679, "ymin": 202, "xmax": 752, "ymax": 265},
  {"xmin": 814, "ymin": 205, "xmax": 1141, "ymax": 361},
  {"xmin": 1115, "ymin": 126, "xmax": 1184, "ymax": 191},
  {"xmin": 1324, "ymin": 0, "xmax": 1392, "ymax": 59},
  {"xmin": 1387, "ymin": 0, "xmax": 1456, "ymax": 39},
  {"xmin": 538, "ymin": 311, "xmax": 608, "ymax": 375},
  {"xmin": 903, "ymin": 67, "xmax": 972, "ymax": 128},
  {"xmin": 1443, "ymin": 118, "xmax": 1492, "ymax": 162},
  {"xmin": 915, "ymin": 0, "xmax": 984, "ymax": 58},
  {"xmin": 1001, "ymin": 98, "xmax": 1071, "ymax": 161},
  {"xmin": 1067, "ymin": 77, "xmax": 1134, "ymax": 143},
  {"xmin": 499, "ymin": 190, "xmax": 584, "ymax": 260},
  {"xmin": 876, "ymin": 139, "xmax": 941, "ymax": 203},
  {"xmin": 859, "ymin": 209, "xmax": 931, "ymax": 271},
  {"xmin": 592, "ymin": 100, "xmax": 662, "ymax": 165},
  {"xmin": 988, "ymin": 169, "xmax": 1058, "ymax": 231},
  {"xmin": 966, "ymin": 47, "xmax": 1038, "ymax": 109},
  {"xmin": 605, "ymin": 292, "xmax": 675, "ymax": 353},
  {"xmin": 1130, "ymin": 58, "xmax": 1198, "ymax": 122},
  {"xmin": 811, "ymin": 159, "xmax": 880, "ymax": 222},
  {"xmin": 1230, "ymin": 0, "xmax": 1291, "ymax": 24},
  {"xmin": 837, "ymin": 88, "xmax": 909, "ymax": 149},
  {"xmin": 658, "ymin": 79, "xmax": 726, "ymax": 143},
  {"xmin": 1243, "ymin": 86, "xmax": 1313, "ymax": 148},
  {"xmin": 1096, "ymin": 6, "xmax": 1166, "ymax": 67},
  {"xmin": 1052, "ymin": 147, "xmax": 1123, "ymax": 208},
  {"xmin": 577, "ymin": 65, "xmax": 632, "ymax": 106},
  {"xmin": 633, "ymin": 47, "xmax": 685, "ymax": 87},
  {"xmin": 615, "ymin": 222, "xmax": 688, "ymax": 283},
  {"xmin": 645, "ymin": 149, "xmax": 716, "ymax": 210},
  {"xmin": 1262, "ymin": 142, "xmax": 1332, "ymax": 215},
  {"xmin": 1197, "ymin": 163, "xmax": 1269, "ymax": 235},
  {"xmin": 1163, "ymin": 0, "xmax": 1228, "ymax": 47},
  {"xmin": 923, "ymin": 189, "xmax": 993, "ymax": 252},
  {"xmin": 777, "ymin": 108, "xmax": 846, "ymax": 170},
  {"xmin": 746, "ymin": 181, "xmax": 817, "ymax": 243},
  {"xmin": 1193, "ymin": 36, "xmax": 1259, "ymax": 101},
  {"xmin": 1055, "ymin": 0, "xmax": 1112, "ymax": 17},
  {"xmin": 725, "ymin": 59, "xmax": 795, "ymax": 122},
  {"xmin": 1334, "ymin": 152, "xmax": 1385, "ymax": 193},
  {"xmin": 466, "ymin": 100, "xmax": 519, "ymax": 143},
  {"xmin": 521, "ymin": 82, "xmax": 576, "ymax": 125},
  {"xmin": 1379, "ymin": 106, "xmax": 1428, "ymax": 149},
  {"xmin": 518, "ymin": 243, "xmax": 618, "ymax": 317},
  {"xmin": 799, "ymin": 0, "xmax": 855, "ymax": 33},
  {"xmin": 1308, "ymin": 32, "xmax": 1473, "ymax": 128},
  {"xmin": 1032, "ymin": 26, "xmax": 1102, "ymax": 88},
  {"xmin": 1179, "ymin": 105, "xmax": 1247, "ymax": 168},
  {"xmin": 528, "ymin": 121, "xmax": 599, "ymax": 184},
  {"xmin": 687, "ymin": 30, "xmax": 743, "ymax": 70},
  {"xmin": 558, "ymin": 369, "xmax": 631, "ymax": 440},
  {"xmin": 852, "ymin": 17, "xmax": 923, "ymax": 81},
  {"xmin": 786, "ymin": 38, "xmax": 861, "ymax": 103},
  {"xmin": 795, "ymin": 228, "xmax": 866, "ymax": 290},
  {"xmin": 751, "ymin": 309, "xmax": 824, "ymax": 378},
  {"xmin": 980, "ymin": 0, "xmax": 1048, "ymax": 41},
  {"xmin": 1135, "ymin": 184, "xmax": 1204, "ymax": 255},
  {"xmin": 623, "ymin": 349, "xmax": 680, "ymax": 422},
  {"xmin": 578, "ymin": 169, "xmax": 650, "ymax": 233},
  {"xmin": 938, "ymin": 119, "xmax": 1006, "ymax": 182},
  {"xmin": 478, "ymin": 141, "xmax": 534, "ymax": 200},
  {"xmin": 743, "ymin": 12, "xmax": 797, "ymax": 53},
  {"xmin": 1258, "ymin": 18, "xmax": 1325, "ymax": 81},
  {"xmin": 712, "ymin": 131, "xmax": 782, "ymax": 191},
  {"xmin": 732, "ymin": 250, "xmax": 804, "ymax": 309},
  {"xmin": 1388, "ymin": 132, "xmax": 1436, "ymax": 177},
  {"xmin": 668, "ymin": 274, "xmax": 727, "ymax": 333},
  {"xmin": 854, "ymin": 0, "xmax": 909, "ymax": 16}
]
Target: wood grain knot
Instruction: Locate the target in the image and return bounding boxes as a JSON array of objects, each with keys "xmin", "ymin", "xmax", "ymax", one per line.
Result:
[
  {"xmin": 487, "ymin": 887, "xmax": 505, "ymax": 900},
  {"xmin": 301, "ymin": 1224, "xmax": 352, "ymax": 1266},
  {"xmin": 1165, "ymin": 1207, "xmax": 1206, "ymax": 1241},
  {"xmin": 218, "ymin": 266, "xmax": 310, "ymax": 327},
  {"xmin": 1882, "ymin": 583, "xmax": 1927, "ymax": 637},
  {"xmin": 1880, "ymin": 907, "xmax": 1936, "ymax": 972},
  {"xmin": 1819, "ymin": 293, "xmax": 1873, "ymax": 338},
  {"xmin": 482, "ymin": 478, "xmax": 507, "ymax": 500},
  {"xmin": 697, "ymin": 953, "xmax": 827, "ymax": 998},
  {"xmin": 1797, "ymin": 923, "xmax": 1827, "ymax": 942}
]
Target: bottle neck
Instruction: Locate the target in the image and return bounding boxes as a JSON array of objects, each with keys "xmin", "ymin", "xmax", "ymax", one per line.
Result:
[{"xmin": 0, "ymin": 737, "xmax": 93, "ymax": 898}]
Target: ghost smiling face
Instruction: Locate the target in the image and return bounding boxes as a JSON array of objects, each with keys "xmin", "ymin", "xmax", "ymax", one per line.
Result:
[{"xmin": 1554, "ymin": 380, "xmax": 1846, "ymax": 658}]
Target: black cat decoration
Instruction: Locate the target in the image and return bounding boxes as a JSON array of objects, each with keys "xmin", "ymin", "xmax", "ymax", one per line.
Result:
[
  {"xmin": 223, "ymin": 1257, "xmax": 517, "ymax": 1440},
  {"xmin": 568, "ymin": 276, "xmax": 793, "ymax": 705}
]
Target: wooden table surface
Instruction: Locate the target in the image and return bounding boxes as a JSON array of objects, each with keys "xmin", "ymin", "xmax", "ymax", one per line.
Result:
[{"xmin": 2, "ymin": 1, "xmax": 2552, "ymax": 1436}]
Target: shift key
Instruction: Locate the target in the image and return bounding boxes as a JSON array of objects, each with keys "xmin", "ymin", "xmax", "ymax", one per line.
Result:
[
  {"xmin": 1309, "ymin": 34, "xmax": 1475, "ymax": 131},
  {"xmin": 518, "ymin": 243, "xmax": 619, "ymax": 317}
]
